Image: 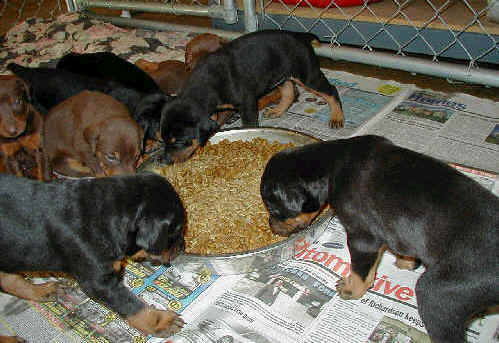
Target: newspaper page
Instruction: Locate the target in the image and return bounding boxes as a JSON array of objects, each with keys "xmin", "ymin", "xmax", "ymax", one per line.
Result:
[
  {"xmin": 163, "ymin": 212, "xmax": 498, "ymax": 343},
  {"xmin": 363, "ymin": 89, "xmax": 499, "ymax": 173}
]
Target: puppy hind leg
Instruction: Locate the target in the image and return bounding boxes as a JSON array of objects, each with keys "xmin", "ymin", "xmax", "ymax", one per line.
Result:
[
  {"xmin": 291, "ymin": 73, "xmax": 344, "ymax": 128},
  {"xmin": 0, "ymin": 271, "xmax": 57, "ymax": 302},
  {"xmin": 416, "ymin": 270, "xmax": 470, "ymax": 343}
]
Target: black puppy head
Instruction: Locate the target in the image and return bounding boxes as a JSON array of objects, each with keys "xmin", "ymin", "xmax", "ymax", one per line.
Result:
[
  {"xmin": 261, "ymin": 149, "xmax": 328, "ymax": 236},
  {"xmin": 160, "ymin": 100, "xmax": 219, "ymax": 164},
  {"xmin": 134, "ymin": 93, "xmax": 172, "ymax": 143},
  {"xmin": 135, "ymin": 178, "xmax": 186, "ymax": 265}
]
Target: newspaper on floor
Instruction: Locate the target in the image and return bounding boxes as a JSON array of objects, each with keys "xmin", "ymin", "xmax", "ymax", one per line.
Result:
[
  {"xmin": 162, "ymin": 215, "xmax": 498, "ymax": 343},
  {"xmin": 1, "ymin": 70, "xmax": 497, "ymax": 343},
  {"xmin": 224, "ymin": 70, "xmax": 499, "ymax": 174}
]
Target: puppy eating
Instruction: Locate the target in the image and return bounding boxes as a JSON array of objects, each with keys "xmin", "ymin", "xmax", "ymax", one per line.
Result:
[
  {"xmin": 160, "ymin": 30, "xmax": 343, "ymax": 164},
  {"xmin": 0, "ymin": 172, "xmax": 186, "ymax": 339},
  {"xmin": 260, "ymin": 135, "xmax": 498, "ymax": 343},
  {"xmin": 43, "ymin": 90, "xmax": 142, "ymax": 180}
]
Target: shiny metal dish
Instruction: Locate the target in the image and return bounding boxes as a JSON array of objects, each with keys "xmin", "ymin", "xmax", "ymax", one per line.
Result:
[{"xmin": 139, "ymin": 127, "xmax": 330, "ymax": 275}]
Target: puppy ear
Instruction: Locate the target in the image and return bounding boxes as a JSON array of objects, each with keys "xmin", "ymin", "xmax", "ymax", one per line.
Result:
[
  {"xmin": 302, "ymin": 196, "xmax": 321, "ymax": 213},
  {"xmin": 83, "ymin": 124, "xmax": 100, "ymax": 153},
  {"xmin": 136, "ymin": 216, "xmax": 180, "ymax": 255}
]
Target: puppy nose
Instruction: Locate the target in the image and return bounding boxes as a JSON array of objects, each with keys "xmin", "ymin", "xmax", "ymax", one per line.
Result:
[
  {"xmin": 154, "ymin": 152, "xmax": 173, "ymax": 165},
  {"xmin": 5, "ymin": 125, "xmax": 20, "ymax": 137},
  {"xmin": 269, "ymin": 217, "xmax": 294, "ymax": 236}
]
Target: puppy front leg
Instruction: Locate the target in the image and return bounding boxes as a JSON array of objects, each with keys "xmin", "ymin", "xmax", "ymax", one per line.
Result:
[
  {"xmin": 78, "ymin": 273, "xmax": 184, "ymax": 337},
  {"xmin": 239, "ymin": 96, "xmax": 259, "ymax": 127},
  {"xmin": 336, "ymin": 238, "xmax": 385, "ymax": 300},
  {"xmin": 0, "ymin": 271, "xmax": 57, "ymax": 302}
]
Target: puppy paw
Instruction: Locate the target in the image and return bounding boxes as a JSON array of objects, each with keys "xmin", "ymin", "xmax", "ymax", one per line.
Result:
[
  {"xmin": 127, "ymin": 307, "xmax": 184, "ymax": 337},
  {"xmin": 336, "ymin": 277, "xmax": 354, "ymax": 300},
  {"xmin": 336, "ymin": 274, "xmax": 368, "ymax": 300},
  {"xmin": 25, "ymin": 281, "xmax": 58, "ymax": 302},
  {"xmin": 395, "ymin": 255, "xmax": 421, "ymax": 270},
  {"xmin": 328, "ymin": 118, "xmax": 344, "ymax": 129},
  {"xmin": 262, "ymin": 107, "xmax": 285, "ymax": 119}
]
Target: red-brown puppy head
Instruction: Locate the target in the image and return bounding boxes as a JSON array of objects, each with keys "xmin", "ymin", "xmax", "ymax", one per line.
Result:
[
  {"xmin": 84, "ymin": 117, "xmax": 143, "ymax": 177},
  {"xmin": 185, "ymin": 33, "xmax": 227, "ymax": 72},
  {"xmin": 0, "ymin": 75, "xmax": 31, "ymax": 138},
  {"xmin": 160, "ymin": 99, "xmax": 219, "ymax": 164},
  {"xmin": 261, "ymin": 146, "xmax": 329, "ymax": 236}
]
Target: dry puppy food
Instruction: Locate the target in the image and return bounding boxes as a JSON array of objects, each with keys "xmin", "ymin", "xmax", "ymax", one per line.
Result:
[{"xmin": 152, "ymin": 138, "xmax": 295, "ymax": 255}]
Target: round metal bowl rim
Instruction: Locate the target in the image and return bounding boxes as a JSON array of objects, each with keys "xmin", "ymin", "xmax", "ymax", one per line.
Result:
[{"xmin": 139, "ymin": 127, "xmax": 321, "ymax": 261}]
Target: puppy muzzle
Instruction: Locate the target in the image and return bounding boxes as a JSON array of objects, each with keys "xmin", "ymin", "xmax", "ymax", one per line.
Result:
[
  {"xmin": 149, "ymin": 239, "xmax": 185, "ymax": 266},
  {"xmin": 269, "ymin": 217, "xmax": 301, "ymax": 236}
]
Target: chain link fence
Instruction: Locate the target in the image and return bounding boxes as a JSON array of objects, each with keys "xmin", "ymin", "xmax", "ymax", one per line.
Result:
[
  {"xmin": 2, "ymin": 1, "xmax": 498, "ymax": 86},
  {"xmin": 257, "ymin": 1, "xmax": 498, "ymax": 64}
]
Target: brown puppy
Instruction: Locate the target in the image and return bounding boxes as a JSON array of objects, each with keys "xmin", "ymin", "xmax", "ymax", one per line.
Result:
[
  {"xmin": 0, "ymin": 75, "xmax": 44, "ymax": 180},
  {"xmin": 43, "ymin": 90, "xmax": 143, "ymax": 180},
  {"xmin": 184, "ymin": 33, "xmax": 228, "ymax": 72},
  {"xmin": 135, "ymin": 59, "xmax": 188, "ymax": 96}
]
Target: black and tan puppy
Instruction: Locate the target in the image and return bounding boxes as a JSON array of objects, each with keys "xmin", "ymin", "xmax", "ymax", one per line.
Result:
[
  {"xmin": 260, "ymin": 135, "xmax": 498, "ymax": 343},
  {"xmin": 160, "ymin": 30, "xmax": 343, "ymax": 163},
  {"xmin": 0, "ymin": 172, "xmax": 186, "ymax": 339},
  {"xmin": 7, "ymin": 63, "xmax": 171, "ymax": 146}
]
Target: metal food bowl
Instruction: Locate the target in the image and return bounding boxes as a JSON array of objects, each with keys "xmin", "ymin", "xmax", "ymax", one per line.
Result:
[{"xmin": 139, "ymin": 127, "xmax": 331, "ymax": 275}]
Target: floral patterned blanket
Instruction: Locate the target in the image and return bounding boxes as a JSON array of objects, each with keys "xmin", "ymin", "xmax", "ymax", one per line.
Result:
[{"xmin": 0, "ymin": 13, "xmax": 194, "ymax": 73}]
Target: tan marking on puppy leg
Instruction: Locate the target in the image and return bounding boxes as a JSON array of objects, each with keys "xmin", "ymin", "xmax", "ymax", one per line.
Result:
[
  {"xmin": 127, "ymin": 307, "xmax": 184, "ymax": 337},
  {"xmin": 395, "ymin": 254, "xmax": 418, "ymax": 270},
  {"xmin": 263, "ymin": 81, "xmax": 295, "ymax": 118},
  {"xmin": 290, "ymin": 78, "xmax": 344, "ymax": 128},
  {"xmin": 0, "ymin": 271, "xmax": 57, "ymax": 302},
  {"xmin": 0, "ymin": 335, "xmax": 26, "ymax": 343},
  {"xmin": 170, "ymin": 139, "xmax": 201, "ymax": 163},
  {"xmin": 336, "ymin": 246, "xmax": 385, "ymax": 300},
  {"xmin": 211, "ymin": 104, "xmax": 236, "ymax": 126},
  {"xmin": 258, "ymin": 88, "xmax": 281, "ymax": 110},
  {"xmin": 129, "ymin": 249, "xmax": 148, "ymax": 262}
]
